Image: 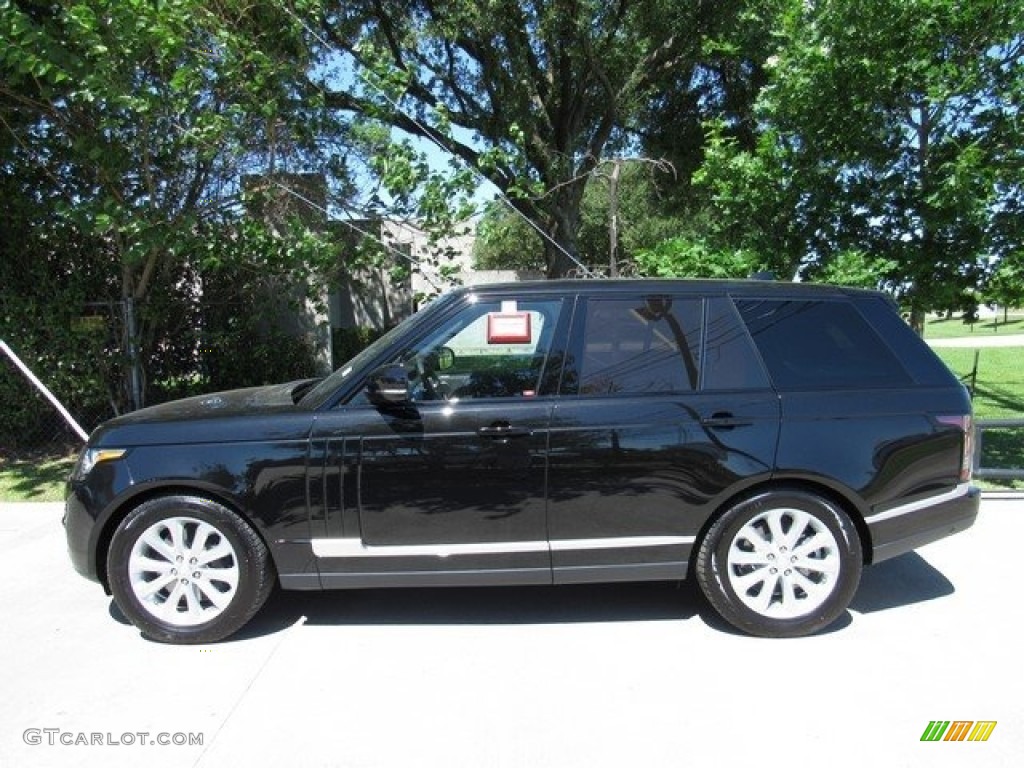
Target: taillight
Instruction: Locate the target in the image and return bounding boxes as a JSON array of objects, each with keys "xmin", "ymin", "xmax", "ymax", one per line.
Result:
[{"xmin": 937, "ymin": 414, "xmax": 974, "ymax": 483}]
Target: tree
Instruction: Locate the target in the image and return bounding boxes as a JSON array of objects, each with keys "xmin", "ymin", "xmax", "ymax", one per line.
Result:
[
  {"xmin": 473, "ymin": 201, "xmax": 546, "ymax": 273},
  {"xmin": 694, "ymin": 0, "xmax": 1024, "ymax": 329},
  {"xmin": 1, "ymin": 0, "xmax": 341, "ymax": 406},
  {"xmin": 633, "ymin": 236, "xmax": 759, "ymax": 279},
  {"xmin": 473, "ymin": 160, "xmax": 685, "ymax": 275},
  {"xmin": 986, "ymin": 254, "xmax": 1024, "ymax": 320},
  {"xmin": 317, "ymin": 0, "xmax": 750, "ymax": 277}
]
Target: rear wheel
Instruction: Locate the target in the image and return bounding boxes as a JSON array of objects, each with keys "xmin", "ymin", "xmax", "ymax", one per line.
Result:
[
  {"xmin": 108, "ymin": 495, "xmax": 275, "ymax": 644},
  {"xmin": 696, "ymin": 489, "xmax": 862, "ymax": 638}
]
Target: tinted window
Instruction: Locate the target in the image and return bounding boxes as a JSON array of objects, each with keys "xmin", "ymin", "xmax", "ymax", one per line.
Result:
[
  {"xmin": 735, "ymin": 299, "xmax": 912, "ymax": 390},
  {"xmin": 703, "ymin": 298, "xmax": 771, "ymax": 390},
  {"xmin": 577, "ymin": 296, "xmax": 701, "ymax": 395},
  {"xmin": 855, "ymin": 296, "xmax": 960, "ymax": 387}
]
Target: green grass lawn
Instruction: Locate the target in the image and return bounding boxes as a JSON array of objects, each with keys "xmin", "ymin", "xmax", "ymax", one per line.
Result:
[
  {"xmin": 932, "ymin": 346, "xmax": 1024, "ymax": 490},
  {"xmin": 0, "ymin": 453, "xmax": 76, "ymax": 502},
  {"xmin": 932, "ymin": 347, "xmax": 1024, "ymax": 419},
  {"xmin": 924, "ymin": 312, "xmax": 1024, "ymax": 339}
]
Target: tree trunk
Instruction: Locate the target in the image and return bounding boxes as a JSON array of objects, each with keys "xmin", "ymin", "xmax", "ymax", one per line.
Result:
[
  {"xmin": 543, "ymin": 233, "xmax": 583, "ymax": 278},
  {"xmin": 909, "ymin": 305, "xmax": 926, "ymax": 336},
  {"xmin": 608, "ymin": 161, "xmax": 622, "ymax": 277},
  {"xmin": 541, "ymin": 187, "xmax": 587, "ymax": 278}
]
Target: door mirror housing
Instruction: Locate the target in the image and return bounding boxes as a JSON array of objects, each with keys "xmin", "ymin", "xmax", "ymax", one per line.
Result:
[{"xmin": 366, "ymin": 365, "xmax": 410, "ymax": 405}]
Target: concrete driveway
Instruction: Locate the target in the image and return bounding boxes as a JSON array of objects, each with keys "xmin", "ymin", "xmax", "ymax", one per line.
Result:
[
  {"xmin": 927, "ymin": 334, "xmax": 1024, "ymax": 348},
  {"xmin": 1, "ymin": 496, "xmax": 1021, "ymax": 768}
]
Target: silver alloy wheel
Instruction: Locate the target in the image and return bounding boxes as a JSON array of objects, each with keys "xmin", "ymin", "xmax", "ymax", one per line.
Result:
[
  {"xmin": 128, "ymin": 516, "xmax": 240, "ymax": 627},
  {"xmin": 726, "ymin": 506, "xmax": 842, "ymax": 619}
]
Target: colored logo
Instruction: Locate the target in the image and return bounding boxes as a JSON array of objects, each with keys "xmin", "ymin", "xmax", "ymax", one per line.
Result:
[{"xmin": 921, "ymin": 721, "xmax": 997, "ymax": 742}]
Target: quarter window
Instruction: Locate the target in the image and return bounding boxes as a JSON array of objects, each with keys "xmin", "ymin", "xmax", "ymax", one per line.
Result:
[
  {"xmin": 735, "ymin": 299, "xmax": 911, "ymax": 390},
  {"xmin": 703, "ymin": 298, "xmax": 770, "ymax": 390}
]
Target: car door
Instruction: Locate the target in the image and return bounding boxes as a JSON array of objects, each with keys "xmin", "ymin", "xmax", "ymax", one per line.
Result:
[
  {"xmin": 547, "ymin": 293, "xmax": 780, "ymax": 584},
  {"xmin": 309, "ymin": 293, "xmax": 570, "ymax": 588}
]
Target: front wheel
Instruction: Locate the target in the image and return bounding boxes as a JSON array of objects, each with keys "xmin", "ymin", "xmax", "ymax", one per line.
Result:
[
  {"xmin": 695, "ymin": 489, "xmax": 862, "ymax": 638},
  {"xmin": 107, "ymin": 495, "xmax": 275, "ymax": 644}
]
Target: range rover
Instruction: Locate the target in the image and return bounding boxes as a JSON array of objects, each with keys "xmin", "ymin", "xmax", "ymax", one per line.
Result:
[{"xmin": 65, "ymin": 280, "xmax": 979, "ymax": 642}]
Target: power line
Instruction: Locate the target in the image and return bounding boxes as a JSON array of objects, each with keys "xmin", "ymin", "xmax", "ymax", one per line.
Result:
[{"xmin": 280, "ymin": 2, "xmax": 599, "ymax": 278}]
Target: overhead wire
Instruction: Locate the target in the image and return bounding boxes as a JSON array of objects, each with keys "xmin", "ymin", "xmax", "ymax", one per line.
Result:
[
  {"xmin": 279, "ymin": 2, "xmax": 599, "ymax": 279},
  {"xmin": 254, "ymin": 176, "xmax": 448, "ymax": 293}
]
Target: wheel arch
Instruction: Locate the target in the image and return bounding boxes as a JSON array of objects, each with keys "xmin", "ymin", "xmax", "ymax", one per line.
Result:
[
  {"xmin": 690, "ymin": 476, "xmax": 873, "ymax": 580},
  {"xmin": 94, "ymin": 483, "xmax": 272, "ymax": 592}
]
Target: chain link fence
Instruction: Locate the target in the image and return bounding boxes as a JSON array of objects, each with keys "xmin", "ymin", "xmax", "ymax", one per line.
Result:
[{"xmin": 1, "ymin": 340, "xmax": 95, "ymax": 462}]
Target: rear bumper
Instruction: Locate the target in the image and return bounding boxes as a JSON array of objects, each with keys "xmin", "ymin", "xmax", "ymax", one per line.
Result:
[{"xmin": 867, "ymin": 483, "xmax": 980, "ymax": 564}]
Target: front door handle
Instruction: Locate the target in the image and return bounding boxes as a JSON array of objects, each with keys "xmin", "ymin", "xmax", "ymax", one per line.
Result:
[{"xmin": 478, "ymin": 423, "xmax": 532, "ymax": 439}]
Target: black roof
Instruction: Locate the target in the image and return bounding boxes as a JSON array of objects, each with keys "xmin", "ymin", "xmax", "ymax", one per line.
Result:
[{"xmin": 458, "ymin": 278, "xmax": 884, "ymax": 300}]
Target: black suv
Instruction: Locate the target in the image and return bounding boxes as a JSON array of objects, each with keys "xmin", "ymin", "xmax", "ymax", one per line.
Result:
[{"xmin": 65, "ymin": 280, "xmax": 979, "ymax": 642}]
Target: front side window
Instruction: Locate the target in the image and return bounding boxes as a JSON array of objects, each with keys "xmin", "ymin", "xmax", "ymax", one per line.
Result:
[
  {"xmin": 575, "ymin": 296, "xmax": 702, "ymax": 395},
  {"xmin": 371, "ymin": 297, "xmax": 565, "ymax": 402}
]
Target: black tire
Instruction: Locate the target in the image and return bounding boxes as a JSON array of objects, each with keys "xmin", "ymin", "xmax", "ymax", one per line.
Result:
[
  {"xmin": 107, "ymin": 495, "xmax": 276, "ymax": 644},
  {"xmin": 696, "ymin": 489, "xmax": 862, "ymax": 638}
]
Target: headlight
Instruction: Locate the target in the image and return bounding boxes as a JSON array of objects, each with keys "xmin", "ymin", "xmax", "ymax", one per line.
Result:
[{"xmin": 73, "ymin": 448, "xmax": 127, "ymax": 479}]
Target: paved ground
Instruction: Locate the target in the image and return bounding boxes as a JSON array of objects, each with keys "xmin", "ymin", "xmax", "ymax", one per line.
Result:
[
  {"xmin": 927, "ymin": 334, "xmax": 1024, "ymax": 348},
  {"xmin": 1, "ymin": 497, "xmax": 1022, "ymax": 768}
]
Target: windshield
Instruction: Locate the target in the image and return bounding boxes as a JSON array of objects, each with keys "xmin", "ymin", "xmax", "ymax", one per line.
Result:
[{"xmin": 300, "ymin": 292, "xmax": 459, "ymax": 409}]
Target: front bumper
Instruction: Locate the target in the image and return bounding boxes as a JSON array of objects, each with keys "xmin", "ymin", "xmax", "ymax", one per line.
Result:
[{"xmin": 65, "ymin": 485, "xmax": 103, "ymax": 584}]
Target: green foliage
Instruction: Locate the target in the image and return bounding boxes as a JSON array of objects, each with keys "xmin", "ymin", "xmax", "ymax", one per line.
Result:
[
  {"xmin": 1, "ymin": 0, "xmax": 344, "ymax": 421},
  {"xmin": 475, "ymin": 162, "xmax": 690, "ymax": 274},
  {"xmin": 634, "ymin": 237, "xmax": 759, "ymax": 279},
  {"xmin": 332, "ymin": 326, "xmax": 388, "ymax": 368},
  {"xmin": 0, "ymin": 187, "xmax": 122, "ymax": 446},
  {"xmin": 473, "ymin": 203, "xmax": 546, "ymax": 272},
  {"xmin": 693, "ymin": 0, "xmax": 1023, "ymax": 314},
  {"xmin": 0, "ymin": 288, "xmax": 120, "ymax": 448},
  {"xmin": 809, "ymin": 251, "xmax": 899, "ymax": 290},
  {"xmin": 986, "ymin": 254, "xmax": 1024, "ymax": 312},
  {"xmin": 196, "ymin": 218, "xmax": 338, "ymax": 392},
  {"xmin": 202, "ymin": 325, "xmax": 318, "ymax": 393}
]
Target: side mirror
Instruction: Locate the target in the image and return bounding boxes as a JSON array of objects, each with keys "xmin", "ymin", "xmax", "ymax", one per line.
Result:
[
  {"xmin": 436, "ymin": 346, "xmax": 455, "ymax": 371},
  {"xmin": 366, "ymin": 364, "xmax": 410, "ymax": 405}
]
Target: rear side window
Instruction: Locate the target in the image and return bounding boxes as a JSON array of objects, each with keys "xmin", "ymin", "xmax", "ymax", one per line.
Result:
[
  {"xmin": 735, "ymin": 299, "xmax": 912, "ymax": 390},
  {"xmin": 576, "ymin": 296, "xmax": 702, "ymax": 395}
]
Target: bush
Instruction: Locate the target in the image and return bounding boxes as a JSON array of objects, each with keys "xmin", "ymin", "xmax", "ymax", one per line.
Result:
[{"xmin": 332, "ymin": 326, "xmax": 388, "ymax": 369}]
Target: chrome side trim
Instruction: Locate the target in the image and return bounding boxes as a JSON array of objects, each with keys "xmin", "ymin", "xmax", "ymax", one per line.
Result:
[
  {"xmin": 550, "ymin": 536, "xmax": 694, "ymax": 551},
  {"xmin": 865, "ymin": 483, "xmax": 972, "ymax": 525},
  {"xmin": 311, "ymin": 535, "xmax": 694, "ymax": 559},
  {"xmin": 312, "ymin": 539, "xmax": 548, "ymax": 559}
]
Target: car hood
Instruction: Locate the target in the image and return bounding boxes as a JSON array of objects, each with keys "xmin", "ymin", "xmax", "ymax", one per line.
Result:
[
  {"xmin": 109, "ymin": 382, "xmax": 308, "ymax": 424},
  {"xmin": 88, "ymin": 381, "xmax": 317, "ymax": 447}
]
